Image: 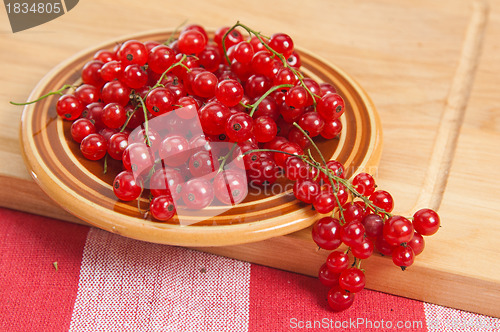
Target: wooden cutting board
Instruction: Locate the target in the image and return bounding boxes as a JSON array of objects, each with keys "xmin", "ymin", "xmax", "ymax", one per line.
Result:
[{"xmin": 1, "ymin": 0, "xmax": 499, "ymax": 317}]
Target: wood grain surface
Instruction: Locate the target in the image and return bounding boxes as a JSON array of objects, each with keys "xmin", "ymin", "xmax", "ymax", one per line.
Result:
[{"xmin": 1, "ymin": 0, "xmax": 499, "ymax": 317}]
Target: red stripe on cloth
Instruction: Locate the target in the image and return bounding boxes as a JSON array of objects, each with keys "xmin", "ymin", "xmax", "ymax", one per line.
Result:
[
  {"xmin": 0, "ymin": 208, "xmax": 89, "ymax": 332},
  {"xmin": 248, "ymin": 264, "xmax": 428, "ymax": 331}
]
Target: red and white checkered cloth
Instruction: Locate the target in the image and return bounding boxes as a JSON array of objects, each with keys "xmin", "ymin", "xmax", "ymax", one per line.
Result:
[{"xmin": 1, "ymin": 207, "xmax": 499, "ymax": 331}]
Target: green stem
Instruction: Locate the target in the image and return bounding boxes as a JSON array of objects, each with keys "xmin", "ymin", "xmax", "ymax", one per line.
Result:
[
  {"xmin": 218, "ymin": 143, "xmax": 238, "ymax": 173},
  {"xmin": 120, "ymin": 106, "xmax": 137, "ymax": 132},
  {"xmin": 248, "ymin": 84, "xmax": 292, "ymax": 117},
  {"xmin": 164, "ymin": 19, "xmax": 188, "ymax": 45},
  {"xmin": 136, "ymin": 96, "xmax": 152, "ymax": 147},
  {"xmin": 10, "ymin": 84, "xmax": 73, "ymax": 106},
  {"xmin": 292, "ymin": 122, "xmax": 346, "ymax": 223}
]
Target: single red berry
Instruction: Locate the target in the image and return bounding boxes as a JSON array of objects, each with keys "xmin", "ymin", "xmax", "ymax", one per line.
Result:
[
  {"xmin": 149, "ymin": 167, "xmax": 183, "ymax": 200},
  {"xmin": 226, "ymin": 112, "xmax": 254, "ymax": 143},
  {"xmin": 369, "ymin": 190, "xmax": 394, "ymax": 213},
  {"xmin": 274, "ymin": 141, "xmax": 303, "ymax": 168},
  {"xmin": 321, "ymin": 118, "xmax": 342, "ymax": 139},
  {"xmin": 198, "ymin": 46, "xmax": 221, "ymax": 72},
  {"xmin": 178, "ymin": 30, "xmax": 207, "ymax": 55},
  {"xmin": 199, "ymin": 101, "xmax": 231, "ymax": 135},
  {"xmin": 268, "ymin": 33, "xmax": 294, "ymax": 58},
  {"xmin": 121, "ymin": 64, "xmax": 148, "ymax": 89},
  {"xmin": 318, "ymin": 263, "xmax": 340, "ymax": 288},
  {"xmin": 407, "ymin": 232, "xmax": 425, "ymax": 255},
  {"xmin": 326, "ymin": 251, "xmax": 349, "ymax": 273},
  {"xmin": 317, "ymin": 93, "xmax": 345, "ymax": 121},
  {"xmin": 182, "ymin": 178, "xmax": 214, "ymax": 210},
  {"xmin": 375, "ymin": 235, "xmax": 396, "ymax": 256},
  {"xmin": 351, "ymin": 237, "xmax": 374, "ymax": 259},
  {"xmin": 70, "ymin": 118, "xmax": 95, "ymax": 143},
  {"xmin": 150, "ymin": 195, "xmax": 176, "ymax": 221},
  {"xmin": 107, "ymin": 132, "xmax": 129, "ymax": 160},
  {"xmin": 352, "ymin": 172, "xmax": 376, "ymax": 196},
  {"xmin": 213, "ymin": 169, "xmax": 248, "ymax": 205},
  {"xmin": 339, "ymin": 267, "xmax": 366, "ymax": 293},
  {"xmin": 148, "ymin": 45, "xmax": 176, "ymax": 74},
  {"xmin": 216, "ymin": 79, "xmax": 244, "ymax": 107},
  {"xmin": 118, "ymin": 40, "xmax": 148, "ymax": 66},
  {"xmin": 101, "ymin": 80, "xmax": 131, "ymax": 106},
  {"xmin": 340, "ymin": 222, "xmax": 365, "ymax": 247},
  {"xmin": 327, "ymin": 286, "xmax": 354, "ymax": 312},
  {"xmin": 81, "ymin": 60, "xmax": 105, "ymax": 88},
  {"xmin": 293, "ymin": 178, "xmax": 321, "ymax": 204},
  {"xmin": 383, "ymin": 216, "xmax": 414, "ymax": 246},
  {"xmin": 392, "ymin": 245, "xmax": 415, "ymax": 270},
  {"xmin": 145, "ymin": 87, "xmax": 175, "ymax": 116},
  {"xmin": 253, "ymin": 116, "xmax": 278, "ymax": 143},
  {"xmin": 102, "ymin": 103, "xmax": 127, "ymax": 129},
  {"xmin": 56, "ymin": 94, "xmax": 84, "ymax": 120},
  {"xmin": 313, "ymin": 191, "xmax": 336, "ymax": 214},
  {"xmin": 413, "ymin": 208, "xmax": 440, "ymax": 236},
  {"xmin": 80, "ymin": 133, "xmax": 107, "ymax": 160},
  {"xmin": 298, "ymin": 112, "xmax": 325, "ymax": 137},
  {"xmin": 342, "ymin": 202, "xmax": 366, "ymax": 224},
  {"xmin": 361, "ymin": 213, "xmax": 384, "ymax": 238},
  {"xmin": 158, "ymin": 134, "xmax": 190, "ymax": 167},
  {"xmin": 100, "ymin": 60, "xmax": 123, "ymax": 82},
  {"xmin": 113, "ymin": 170, "xmax": 142, "ymax": 201},
  {"xmin": 74, "ymin": 84, "xmax": 100, "ymax": 106},
  {"xmin": 311, "ymin": 217, "xmax": 342, "ymax": 250},
  {"xmin": 233, "ymin": 41, "xmax": 254, "ymax": 64}
]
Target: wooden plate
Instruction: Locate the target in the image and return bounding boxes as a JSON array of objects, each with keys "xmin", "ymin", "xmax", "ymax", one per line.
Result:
[{"xmin": 20, "ymin": 30, "xmax": 382, "ymax": 247}]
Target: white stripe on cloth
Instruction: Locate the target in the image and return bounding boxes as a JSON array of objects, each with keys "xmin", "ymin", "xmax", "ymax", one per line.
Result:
[
  {"xmin": 69, "ymin": 228, "xmax": 251, "ymax": 332},
  {"xmin": 424, "ymin": 302, "xmax": 500, "ymax": 331}
]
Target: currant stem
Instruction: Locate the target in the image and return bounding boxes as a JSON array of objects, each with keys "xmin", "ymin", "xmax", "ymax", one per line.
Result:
[
  {"xmin": 248, "ymin": 84, "xmax": 293, "ymax": 117},
  {"xmin": 136, "ymin": 95, "xmax": 152, "ymax": 147},
  {"xmin": 164, "ymin": 19, "xmax": 188, "ymax": 45},
  {"xmin": 10, "ymin": 84, "xmax": 74, "ymax": 106},
  {"xmin": 120, "ymin": 106, "xmax": 138, "ymax": 132}
]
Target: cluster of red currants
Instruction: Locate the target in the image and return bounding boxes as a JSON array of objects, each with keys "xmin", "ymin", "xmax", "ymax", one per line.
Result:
[
  {"xmin": 52, "ymin": 22, "xmax": 346, "ymax": 221},
  {"xmin": 21, "ymin": 22, "xmax": 441, "ymax": 313}
]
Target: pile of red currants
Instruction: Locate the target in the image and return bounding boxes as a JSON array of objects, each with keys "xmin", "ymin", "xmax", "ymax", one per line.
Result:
[{"xmin": 17, "ymin": 22, "xmax": 440, "ymax": 312}]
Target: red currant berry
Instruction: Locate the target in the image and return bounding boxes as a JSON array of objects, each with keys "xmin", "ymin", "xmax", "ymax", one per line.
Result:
[
  {"xmin": 319, "ymin": 82, "xmax": 337, "ymax": 96},
  {"xmin": 352, "ymin": 172, "xmax": 376, "ymax": 196},
  {"xmin": 213, "ymin": 169, "xmax": 248, "ymax": 205},
  {"xmin": 148, "ymin": 45, "xmax": 176, "ymax": 74},
  {"xmin": 181, "ymin": 24, "xmax": 208, "ymax": 43},
  {"xmin": 327, "ymin": 286, "xmax": 354, "ymax": 312},
  {"xmin": 253, "ymin": 116, "xmax": 278, "ymax": 143},
  {"xmin": 107, "ymin": 132, "xmax": 129, "ymax": 160},
  {"xmin": 298, "ymin": 112, "xmax": 325, "ymax": 137},
  {"xmin": 80, "ymin": 133, "xmax": 107, "ymax": 160},
  {"xmin": 247, "ymin": 157, "xmax": 279, "ymax": 186},
  {"xmin": 81, "ymin": 60, "xmax": 105, "ymax": 88},
  {"xmin": 294, "ymin": 178, "xmax": 321, "ymax": 204},
  {"xmin": 361, "ymin": 213, "xmax": 384, "ymax": 238},
  {"xmin": 198, "ymin": 46, "xmax": 221, "ymax": 72},
  {"xmin": 182, "ymin": 178, "xmax": 214, "ymax": 210},
  {"xmin": 178, "ymin": 30, "xmax": 207, "ymax": 55},
  {"xmin": 340, "ymin": 222, "xmax": 365, "ymax": 247},
  {"xmin": 216, "ymin": 79, "xmax": 244, "ymax": 107},
  {"xmin": 318, "ymin": 263, "xmax": 340, "ymax": 288},
  {"xmin": 113, "ymin": 170, "xmax": 142, "ymax": 201},
  {"xmin": 70, "ymin": 118, "xmax": 96, "ymax": 143},
  {"xmin": 101, "ymin": 80, "xmax": 131, "ymax": 106},
  {"xmin": 245, "ymin": 74, "xmax": 272, "ymax": 99},
  {"xmin": 252, "ymin": 96, "xmax": 279, "ymax": 121},
  {"xmin": 122, "ymin": 142, "xmax": 155, "ymax": 177},
  {"xmin": 226, "ymin": 112, "xmax": 254, "ymax": 143},
  {"xmin": 326, "ymin": 251, "xmax": 349, "ymax": 273},
  {"xmin": 121, "ymin": 64, "xmax": 148, "ymax": 89},
  {"xmin": 100, "ymin": 60, "xmax": 123, "ymax": 82},
  {"xmin": 339, "ymin": 267, "xmax": 366, "ymax": 293},
  {"xmin": 159, "ymin": 134, "xmax": 190, "ymax": 167},
  {"xmin": 214, "ymin": 27, "xmax": 244, "ymax": 52},
  {"xmin": 251, "ymin": 50, "xmax": 275, "ymax": 77},
  {"xmin": 274, "ymin": 141, "xmax": 303, "ymax": 168},
  {"xmin": 199, "ymin": 101, "xmax": 231, "ymax": 135},
  {"xmin": 320, "ymin": 160, "xmax": 345, "ymax": 181},
  {"xmin": 392, "ymin": 245, "xmax": 415, "ymax": 269},
  {"xmin": 383, "ymin": 216, "xmax": 414, "ymax": 246},
  {"xmin": 150, "ymin": 195, "xmax": 176, "ymax": 221},
  {"xmin": 56, "ymin": 94, "xmax": 84, "ymax": 120},
  {"xmin": 149, "ymin": 167, "xmax": 183, "ymax": 200},
  {"xmin": 407, "ymin": 232, "xmax": 425, "ymax": 255},
  {"xmin": 285, "ymin": 86, "xmax": 308, "ymax": 109},
  {"xmin": 233, "ymin": 41, "xmax": 254, "ymax": 64},
  {"xmin": 369, "ymin": 190, "xmax": 394, "ymax": 213},
  {"xmin": 268, "ymin": 33, "xmax": 294, "ymax": 58},
  {"xmin": 311, "ymin": 217, "xmax": 342, "ymax": 250},
  {"xmin": 351, "ymin": 237, "xmax": 374, "ymax": 259},
  {"xmin": 375, "ymin": 235, "xmax": 396, "ymax": 256},
  {"xmin": 74, "ymin": 84, "xmax": 100, "ymax": 106},
  {"xmin": 317, "ymin": 93, "xmax": 345, "ymax": 121},
  {"xmin": 321, "ymin": 118, "xmax": 342, "ymax": 139},
  {"xmin": 102, "ymin": 103, "xmax": 127, "ymax": 129},
  {"xmin": 286, "ymin": 51, "xmax": 301, "ymax": 68},
  {"xmin": 118, "ymin": 40, "xmax": 148, "ymax": 66},
  {"xmin": 313, "ymin": 191, "xmax": 336, "ymax": 214},
  {"xmin": 342, "ymin": 202, "xmax": 366, "ymax": 224},
  {"xmin": 413, "ymin": 208, "xmax": 440, "ymax": 236},
  {"xmin": 145, "ymin": 87, "xmax": 175, "ymax": 116},
  {"xmin": 189, "ymin": 150, "xmax": 219, "ymax": 178},
  {"xmin": 93, "ymin": 49, "xmax": 115, "ymax": 63},
  {"xmin": 193, "ymin": 71, "xmax": 218, "ymax": 98}
]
